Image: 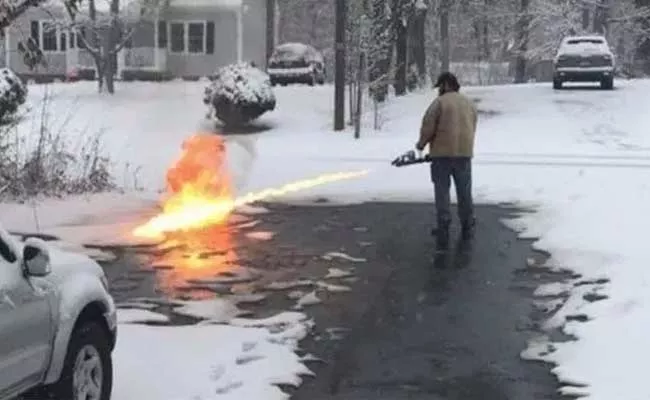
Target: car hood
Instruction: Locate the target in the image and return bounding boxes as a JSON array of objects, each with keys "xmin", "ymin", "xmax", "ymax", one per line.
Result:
[{"xmin": 46, "ymin": 245, "xmax": 104, "ymax": 281}]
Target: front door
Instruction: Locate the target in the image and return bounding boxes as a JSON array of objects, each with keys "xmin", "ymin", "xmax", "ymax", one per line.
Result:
[{"xmin": 0, "ymin": 236, "xmax": 53, "ymax": 393}]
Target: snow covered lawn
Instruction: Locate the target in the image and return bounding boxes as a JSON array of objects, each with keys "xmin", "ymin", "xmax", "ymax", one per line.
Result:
[{"xmin": 2, "ymin": 79, "xmax": 650, "ymax": 399}]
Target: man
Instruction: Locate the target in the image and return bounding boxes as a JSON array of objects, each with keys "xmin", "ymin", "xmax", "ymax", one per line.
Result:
[{"xmin": 416, "ymin": 72, "xmax": 478, "ymax": 249}]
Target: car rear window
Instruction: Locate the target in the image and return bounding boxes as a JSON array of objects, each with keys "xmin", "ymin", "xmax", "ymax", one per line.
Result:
[{"xmin": 567, "ymin": 39, "xmax": 604, "ymax": 44}]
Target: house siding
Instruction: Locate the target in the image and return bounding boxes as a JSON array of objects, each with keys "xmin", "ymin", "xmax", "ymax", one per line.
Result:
[
  {"xmin": 242, "ymin": 0, "xmax": 267, "ymax": 68},
  {"xmin": 3, "ymin": 1, "xmax": 269, "ymax": 80},
  {"xmin": 7, "ymin": 7, "xmax": 69, "ymax": 77},
  {"xmin": 163, "ymin": 6, "xmax": 237, "ymax": 78}
]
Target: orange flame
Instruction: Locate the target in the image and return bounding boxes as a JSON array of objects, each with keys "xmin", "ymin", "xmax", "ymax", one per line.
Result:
[{"xmin": 133, "ymin": 133, "xmax": 369, "ymax": 239}]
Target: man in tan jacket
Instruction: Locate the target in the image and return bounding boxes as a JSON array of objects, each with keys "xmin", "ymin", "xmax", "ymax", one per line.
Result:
[{"xmin": 416, "ymin": 72, "xmax": 478, "ymax": 249}]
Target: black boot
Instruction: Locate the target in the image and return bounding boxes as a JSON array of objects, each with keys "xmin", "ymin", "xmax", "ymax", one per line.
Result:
[
  {"xmin": 460, "ymin": 218, "xmax": 476, "ymax": 240},
  {"xmin": 434, "ymin": 224, "xmax": 450, "ymax": 251}
]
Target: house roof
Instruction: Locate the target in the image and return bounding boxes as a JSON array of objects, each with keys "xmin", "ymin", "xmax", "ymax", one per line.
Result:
[
  {"xmin": 41, "ymin": 0, "xmax": 242, "ymax": 15},
  {"xmin": 169, "ymin": 0, "xmax": 242, "ymax": 9}
]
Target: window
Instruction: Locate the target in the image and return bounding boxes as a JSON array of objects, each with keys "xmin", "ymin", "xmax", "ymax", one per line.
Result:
[
  {"xmin": 30, "ymin": 20, "xmax": 72, "ymax": 52},
  {"xmin": 170, "ymin": 22, "xmax": 185, "ymax": 53},
  {"xmin": 167, "ymin": 21, "xmax": 214, "ymax": 54},
  {"xmin": 41, "ymin": 22, "xmax": 58, "ymax": 51},
  {"xmin": 188, "ymin": 22, "xmax": 204, "ymax": 53}
]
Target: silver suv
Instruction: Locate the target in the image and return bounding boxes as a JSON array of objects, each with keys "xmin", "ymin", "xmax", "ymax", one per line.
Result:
[
  {"xmin": 553, "ymin": 35, "xmax": 616, "ymax": 90},
  {"xmin": 0, "ymin": 226, "xmax": 116, "ymax": 400}
]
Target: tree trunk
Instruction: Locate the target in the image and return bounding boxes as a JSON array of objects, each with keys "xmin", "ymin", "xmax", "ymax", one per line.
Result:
[
  {"xmin": 369, "ymin": 0, "xmax": 392, "ymax": 102},
  {"xmin": 482, "ymin": 0, "xmax": 490, "ymax": 60},
  {"xmin": 593, "ymin": 0, "xmax": 609, "ymax": 35},
  {"xmin": 581, "ymin": 7, "xmax": 590, "ymax": 31},
  {"xmin": 411, "ymin": 7, "xmax": 426, "ymax": 84},
  {"xmin": 394, "ymin": 1, "xmax": 407, "ymax": 96},
  {"xmin": 637, "ymin": 0, "xmax": 650, "ymax": 74},
  {"xmin": 439, "ymin": 0, "xmax": 450, "ymax": 73},
  {"xmin": 513, "ymin": 0, "xmax": 529, "ymax": 83}
]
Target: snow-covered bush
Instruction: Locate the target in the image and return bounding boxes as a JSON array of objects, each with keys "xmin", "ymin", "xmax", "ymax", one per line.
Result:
[
  {"xmin": 0, "ymin": 68, "xmax": 27, "ymax": 124},
  {"xmin": 203, "ymin": 62, "xmax": 276, "ymax": 126}
]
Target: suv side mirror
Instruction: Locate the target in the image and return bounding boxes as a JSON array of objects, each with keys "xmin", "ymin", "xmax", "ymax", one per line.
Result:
[{"xmin": 22, "ymin": 237, "xmax": 51, "ymax": 277}]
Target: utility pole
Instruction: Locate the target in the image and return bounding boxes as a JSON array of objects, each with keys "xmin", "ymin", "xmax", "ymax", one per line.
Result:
[{"xmin": 334, "ymin": 0, "xmax": 346, "ymax": 131}]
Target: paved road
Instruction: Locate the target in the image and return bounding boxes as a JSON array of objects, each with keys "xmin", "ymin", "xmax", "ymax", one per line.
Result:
[{"xmin": 95, "ymin": 201, "xmax": 569, "ymax": 399}]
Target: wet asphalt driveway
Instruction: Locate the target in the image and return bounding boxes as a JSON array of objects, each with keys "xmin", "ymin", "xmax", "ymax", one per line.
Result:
[{"xmin": 95, "ymin": 201, "xmax": 571, "ymax": 400}]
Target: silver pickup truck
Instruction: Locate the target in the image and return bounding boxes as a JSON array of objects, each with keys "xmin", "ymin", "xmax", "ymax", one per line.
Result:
[{"xmin": 0, "ymin": 226, "xmax": 116, "ymax": 400}]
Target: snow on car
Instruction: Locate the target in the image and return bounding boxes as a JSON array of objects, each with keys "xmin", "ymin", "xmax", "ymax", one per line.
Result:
[
  {"xmin": 552, "ymin": 35, "xmax": 615, "ymax": 90},
  {"xmin": 267, "ymin": 42, "xmax": 326, "ymax": 86},
  {"xmin": 0, "ymin": 225, "xmax": 116, "ymax": 400}
]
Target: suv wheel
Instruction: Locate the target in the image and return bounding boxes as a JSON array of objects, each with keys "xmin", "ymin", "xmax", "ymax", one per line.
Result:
[
  {"xmin": 52, "ymin": 322, "xmax": 113, "ymax": 400},
  {"xmin": 601, "ymin": 77, "xmax": 614, "ymax": 90},
  {"xmin": 553, "ymin": 78, "xmax": 562, "ymax": 90}
]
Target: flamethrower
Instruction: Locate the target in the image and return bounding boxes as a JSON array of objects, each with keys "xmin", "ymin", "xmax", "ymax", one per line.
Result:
[{"xmin": 391, "ymin": 150, "xmax": 433, "ymax": 167}]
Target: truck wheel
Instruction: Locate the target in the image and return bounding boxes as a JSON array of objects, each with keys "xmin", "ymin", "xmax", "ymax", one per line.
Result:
[
  {"xmin": 51, "ymin": 322, "xmax": 113, "ymax": 400},
  {"xmin": 553, "ymin": 79, "xmax": 562, "ymax": 90},
  {"xmin": 601, "ymin": 77, "xmax": 614, "ymax": 90}
]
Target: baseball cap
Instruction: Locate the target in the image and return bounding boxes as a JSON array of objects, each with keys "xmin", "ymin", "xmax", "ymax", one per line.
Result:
[{"xmin": 433, "ymin": 72, "xmax": 460, "ymax": 88}]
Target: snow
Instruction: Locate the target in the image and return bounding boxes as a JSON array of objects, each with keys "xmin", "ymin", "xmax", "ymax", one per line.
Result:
[
  {"xmin": 270, "ymin": 42, "xmax": 323, "ymax": 63},
  {"xmin": 205, "ymin": 62, "xmax": 276, "ymax": 108},
  {"xmin": 0, "ymin": 67, "xmax": 27, "ymax": 119},
  {"xmin": 113, "ymin": 309, "xmax": 313, "ymax": 400},
  {"xmin": 1, "ymin": 77, "xmax": 650, "ymax": 398},
  {"xmin": 170, "ymin": 0, "xmax": 242, "ymax": 9}
]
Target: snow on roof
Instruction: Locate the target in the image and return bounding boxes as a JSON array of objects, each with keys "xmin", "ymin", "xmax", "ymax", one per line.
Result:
[
  {"xmin": 169, "ymin": 0, "xmax": 242, "ymax": 8},
  {"xmin": 41, "ymin": 0, "xmax": 241, "ymax": 14},
  {"xmin": 41, "ymin": 0, "xmax": 145, "ymax": 14}
]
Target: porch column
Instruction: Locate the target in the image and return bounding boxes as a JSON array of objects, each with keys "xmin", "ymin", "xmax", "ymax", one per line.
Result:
[
  {"xmin": 153, "ymin": 17, "xmax": 167, "ymax": 70},
  {"xmin": 5, "ymin": 28, "xmax": 11, "ymax": 68},
  {"xmin": 66, "ymin": 33, "xmax": 79, "ymax": 76},
  {"xmin": 236, "ymin": 7, "xmax": 243, "ymax": 62},
  {"xmin": 117, "ymin": 48, "xmax": 125, "ymax": 76},
  {"xmin": 154, "ymin": 18, "xmax": 159, "ymax": 68}
]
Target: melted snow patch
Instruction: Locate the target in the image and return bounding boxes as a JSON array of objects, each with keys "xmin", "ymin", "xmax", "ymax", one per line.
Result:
[
  {"xmin": 117, "ymin": 309, "xmax": 170, "ymax": 324},
  {"xmin": 325, "ymin": 267, "xmax": 354, "ymax": 279},
  {"xmin": 245, "ymin": 231, "xmax": 275, "ymax": 241},
  {"xmin": 322, "ymin": 251, "xmax": 367, "ymax": 263},
  {"xmin": 293, "ymin": 291, "xmax": 321, "ymax": 310}
]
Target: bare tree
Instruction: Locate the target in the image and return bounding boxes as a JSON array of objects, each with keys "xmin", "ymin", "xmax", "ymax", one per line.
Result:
[{"xmin": 64, "ymin": 0, "xmax": 161, "ymax": 94}]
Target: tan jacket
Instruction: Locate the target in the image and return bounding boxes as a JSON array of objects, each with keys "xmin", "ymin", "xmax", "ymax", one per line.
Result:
[{"xmin": 417, "ymin": 91, "xmax": 478, "ymax": 157}]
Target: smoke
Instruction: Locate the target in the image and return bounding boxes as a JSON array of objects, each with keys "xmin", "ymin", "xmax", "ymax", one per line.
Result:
[{"xmin": 222, "ymin": 135, "xmax": 258, "ymax": 196}]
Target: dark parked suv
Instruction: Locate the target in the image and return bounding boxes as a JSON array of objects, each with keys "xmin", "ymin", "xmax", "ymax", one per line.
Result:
[
  {"xmin": 552, "ymin": 35, "xmax": 615, "ymax": 90},
  {"xmin": 267, "ymin": 43, "xmax": 326, "ymax": 86}
]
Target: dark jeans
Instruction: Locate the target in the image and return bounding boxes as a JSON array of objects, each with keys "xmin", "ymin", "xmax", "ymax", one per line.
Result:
[{"xmin": 429, "ymin": 157, "xmax": 474, "ymax": 228}]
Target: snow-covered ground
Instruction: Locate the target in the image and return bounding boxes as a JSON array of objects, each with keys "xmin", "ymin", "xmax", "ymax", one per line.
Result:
[{"xmin": 2, "ymin": 79, "xmax": 650, "ymax": 399}]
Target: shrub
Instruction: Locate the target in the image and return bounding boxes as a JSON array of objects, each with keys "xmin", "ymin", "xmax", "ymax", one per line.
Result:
[
  {"xmin": 0, "ymin": 86, "xmax": 116, "ymax": 200},
  {"xmin": 204, "ymin": 62, "xmax": 276, "ymax": 126},
  {"xmin": 0, "ymin": 68, "xmax": 28, "ymax": 124}
]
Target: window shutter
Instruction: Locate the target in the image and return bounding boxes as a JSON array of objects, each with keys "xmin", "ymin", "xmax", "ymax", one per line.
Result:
[
  {"xmin": 158, "ymin": 21, "xmax": 167, "ymax": 48},
  {"xmin": 30, "ymin": 21, "xmax": 40, "ymax": 48},
  {"xmin": 206, "ymin": 21, "xmax": 214, "ymax": 54}
]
